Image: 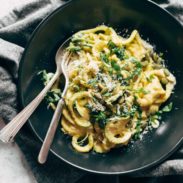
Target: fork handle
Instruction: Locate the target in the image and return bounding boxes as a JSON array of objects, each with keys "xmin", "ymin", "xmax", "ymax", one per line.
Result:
[
  {"xmin": 38, "ymin": 98, "xmax": 65, "ymax": 164},
  {"xmin": 0, "ymin": 72, "xmax": 60, "ymax": 143}
]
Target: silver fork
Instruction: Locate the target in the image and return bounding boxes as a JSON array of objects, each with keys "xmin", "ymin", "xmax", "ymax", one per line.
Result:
[{"xmin": 38, "ymin": 51, "xmax": 71, "ymax": 164}]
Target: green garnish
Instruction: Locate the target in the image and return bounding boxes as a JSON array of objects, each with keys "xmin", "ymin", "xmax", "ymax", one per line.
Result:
[
  {"xmin": 127, "ymin": 68, "xmax": 141, "ymax": 80},
  {"xmin": 121, "ymin": 104, "xmax": 141, "ymax": 118},
  {"xmin": 68, "ymin": 34, "xmax": 93, "ymax": 53},
  {"xmin": 87, "ymin": 78, "xmax": 98, "ymax": 86},
  {"xmin": 148, "ymin": 102, "xmax": 173, "ymax": 128},
  {"xmin": 38, "ymin": 70, "xmax": 54, "ymax": 85},
  {"xmin": 108, "ymin": 40, "xmax": 125, "ymax": 60},
  {"xmin": 111, "ymin": 60, "xmax": 121, "ymax": 71},
  {"xmin": 68, "ymin": 46, "xmax": 81, "ymax": 52},
  {"xmin": 161, "ymin": 102, "xmax": 173, "ymax": 112},
  {"xmin": 126, "ymin": 60, "xmax": 142, "ymax": 81},
  {"xmin": 107, "ymin": 40, "xmax": 116, "ymax": 49},
  {"xmin": 45, "ymin": 88, "xmax": 62, "ymax": 107},
  {"xmin": 103, "ymin": 92, "xmax": 112, "ymax": 97},
  {"xmin": 135, "ymin": 88, "xmax": 150, "ymax": 95},
  {"xmin": 38, "ymin": 70, "xmax": 62, "ymax": 107},
  {"xmin": 90, "ymin": 111, "xmax": 108, "ymax": 129},
  {"xmin": 134, "ymin": 120, "xmax": 142, "ymax": 140},
  {"xmin": 146, "ymin": 74, "xmax": 155, "ymax": 82},
  {"xmin": 159, "ymin": 52, "xmax": 164, "ymax": 57},
  {"xmin": 100, "ymin": 52, "xmax": 110, "ymax": 64}
]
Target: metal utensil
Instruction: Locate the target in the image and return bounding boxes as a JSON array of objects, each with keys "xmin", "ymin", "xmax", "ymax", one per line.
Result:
[
  {"xmin": 0, "ymin": 39, "xmax": 69, "ymax": 143},
  {"xmin": 38, "ymin": 47, "xmax": 71, "ymax": 164}
]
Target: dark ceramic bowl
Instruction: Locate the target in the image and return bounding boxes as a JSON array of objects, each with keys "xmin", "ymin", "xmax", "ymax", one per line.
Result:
[{"xmin": 18, "ymin": 0, "xmax": 183, "ymax": 175}]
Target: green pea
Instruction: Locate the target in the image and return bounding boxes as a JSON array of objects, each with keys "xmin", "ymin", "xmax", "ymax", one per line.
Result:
[
  {"xmin": 164, "ymin": 68, "xmax": 170, "ymax": 76},
  {"xmin": 161, "ymin": 78, "xmax": 168, "ymax": 85}
]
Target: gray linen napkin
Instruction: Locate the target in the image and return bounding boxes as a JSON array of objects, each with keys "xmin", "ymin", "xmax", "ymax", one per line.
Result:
[{"xmin": 0, "ymin": 0, "xmax": 182, "ymax": 183}]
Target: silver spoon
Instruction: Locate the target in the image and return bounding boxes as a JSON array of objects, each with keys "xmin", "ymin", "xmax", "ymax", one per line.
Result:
[
  {"xmin": 0, "ymin": 39, "xmax": 70, "ymax": 143},
  {"xmin": 38, "ymin": 48, "xmax": 71, "ymax": 164}
]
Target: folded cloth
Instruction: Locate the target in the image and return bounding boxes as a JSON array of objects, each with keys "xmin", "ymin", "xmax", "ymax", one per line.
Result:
[{"xmin": 0, "ymin": 0, "xmax": 182, "ymax": 183}]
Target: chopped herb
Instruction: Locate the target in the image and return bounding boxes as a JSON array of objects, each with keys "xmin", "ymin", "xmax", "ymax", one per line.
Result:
[
  {"xmin": 121, "ymin": 104, "xmax": 141, "ymax": 118},
  {"xmin": 134, "ymin": 120, "xmax": 142, "ymax": 140},
  {"xmin": 85, "ymin": 103, "xmax": 93, "ymax": 111},
  {"xmin": 100, "ymin": 52, "xmax": 110, "ymax": 64},
  {"xmin": 161, "ymin": 102, "xmax": 173, "ymax": 113},
  {"xmin": 127, "ymin": 67, "xmax": 141, "ymax": 80},
  {"xmin": 146, "ymin": 74, "xmax": 154, "ymax": 82},
  {"xmin": 108, "ymin": 40, "xmax": 125, "ymax": 60},
  {"xmin": 103, "ymin": 92, "xmax": 112, "ymax": 97},
  {"xmin": 127, "ymin": 57, "xmax": 139, "ymax": 63},
  {"xmin": 159, "ymin": 52, "xmax": 164, "ymax": 57},
  {"xmin": 45, "ymin": 89, "xmax": 62, "ymax": 107},
  {"xmin": 108, "ymin": 67, "xmax": 113, "ymax": 75},
  {"xmin": 113, "ymin": 47, "xmax": 125, "ymax": 60},
  {"xmin": 87, "ymin": 78, "xmax": 98, "ymax": 86},
  {"xmin": 38, "ymin": 70, "xmax": 62, "ymax": 107},
  {"xmin": 148, "ymin": 102, "xmax": 173, "ymax": 128},
  {"xmin": 126, "ymin": 60, "xmax": 142, "ymax": 80},
  {"xmin": 155, "ymin": 102, "xmax": 173, "ymax": 115},
  {"xmin": 67, "ymin": 42, "xmax": 82, "ymax": 53},
  {"xmin": 148, "ymin": 114, "xmax": 161, "ymax": 129},
  {"xmin": 72, "ymin": 36, "xmax": 84, "ymax": 43},
  {"xmin": 135, "ymin": 88, "xmax": 150, "ymax": 95},
  {"xmin": 111, "ymin": 60, "xmax": 121, "ymax": 71},
  {"xmin": 90, "ymin": 111, "xmax": 108, "ymax": 129},
  {"xmin": 68, "ymin": 45, "xmax": 81, "ymax": 52},
  {"xmin": 108, "ymin": 40, "xmax": 116, "ymax": 49},
  {"xmin": 38, "ymin": 70, "xmax": 54, "ymax": 85},
  {"xmin": 68, "ymin": 34, "xmax": 93, "ymax": 52},
  {"xmin": 130, "ymin": 105, "xmax": 139, "ymax": 117},
  {"xmin": 85, "ymin": 97, "xmax": 106, "ymax": 113},
  {"xmin": 116, "ymin": 73, "xmax": 123, "ymax": 81}
]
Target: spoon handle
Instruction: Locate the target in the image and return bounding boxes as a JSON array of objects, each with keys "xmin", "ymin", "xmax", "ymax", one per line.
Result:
[
  {"xmin": 0, "ymin": 72, "xmax": 60, "ymax": 143},
  {"xmin": 38, "ymin": 98, "xmax": 65, "ymax": 164}
]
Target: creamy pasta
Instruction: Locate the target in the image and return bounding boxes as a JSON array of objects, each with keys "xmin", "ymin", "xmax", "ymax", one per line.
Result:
[{"xmin": 44, "ymin": 25, "xmax": 176, "ymax": 153}]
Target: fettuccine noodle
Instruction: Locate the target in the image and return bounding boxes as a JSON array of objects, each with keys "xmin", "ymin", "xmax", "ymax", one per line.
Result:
[{"xmin": 58, "ymin": 25, "xmax": 176, "ymax": 153}]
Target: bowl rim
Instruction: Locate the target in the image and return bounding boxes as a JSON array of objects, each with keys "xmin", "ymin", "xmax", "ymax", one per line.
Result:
[{"xmin": 18, "ymin": 0, "xmax": 183, "ymax": 175}]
